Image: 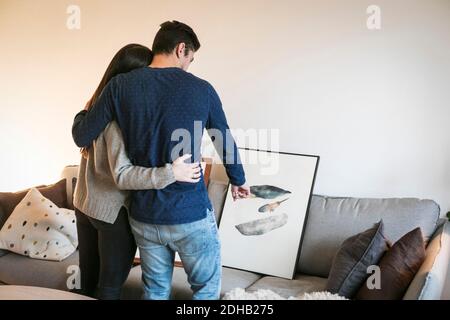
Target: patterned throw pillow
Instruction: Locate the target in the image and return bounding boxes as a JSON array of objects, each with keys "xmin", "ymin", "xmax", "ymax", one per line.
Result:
[
  {"xmin": 0, "ymin": 188, "xmax": 78, "ymax": 261},
  {"xmin": 0, "ymin": 178, "xmax": 68, "ymax": 229}
]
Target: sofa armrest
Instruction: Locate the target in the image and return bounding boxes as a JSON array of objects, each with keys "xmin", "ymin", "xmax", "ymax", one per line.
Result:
[{"xmin": 404, "ymin": 219, "xmax": 450, "ymax": 300}]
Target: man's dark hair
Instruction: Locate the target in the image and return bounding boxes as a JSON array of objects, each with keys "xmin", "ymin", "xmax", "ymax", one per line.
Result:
[{"xmin": 152, "ymin": 20, "xmax": 201, "ymax": 55}]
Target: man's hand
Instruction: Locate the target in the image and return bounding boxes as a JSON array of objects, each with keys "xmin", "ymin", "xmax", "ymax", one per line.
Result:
[{"xmin": 231, "ymin": 184, "xmax": 250, "ymax": 201}]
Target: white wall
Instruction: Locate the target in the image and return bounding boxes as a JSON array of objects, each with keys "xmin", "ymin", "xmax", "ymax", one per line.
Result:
[{"xmin": 1, "ymin": 0, "xmax": 449, "ymax": 214}]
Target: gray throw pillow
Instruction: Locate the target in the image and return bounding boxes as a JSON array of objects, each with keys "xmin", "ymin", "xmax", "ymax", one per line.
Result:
[{"xmin": 326, "ymin": 220, "xmax": 390, "ymax": 298}]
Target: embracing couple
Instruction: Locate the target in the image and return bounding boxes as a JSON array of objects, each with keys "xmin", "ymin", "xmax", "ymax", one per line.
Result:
[{"xmin": 71, "ymin": 21, "xmax": 249, "ymax": 300}]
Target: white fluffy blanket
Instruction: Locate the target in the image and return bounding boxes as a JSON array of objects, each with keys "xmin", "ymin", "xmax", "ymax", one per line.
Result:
[{"xmin": 222, "ymin": 288, "xmax": 348, "ymax": 300}]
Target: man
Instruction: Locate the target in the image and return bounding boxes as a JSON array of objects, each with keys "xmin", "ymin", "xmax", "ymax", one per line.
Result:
[{"xmin": 72, "ymin": 21, "xmax": 250, "ymax": 300}]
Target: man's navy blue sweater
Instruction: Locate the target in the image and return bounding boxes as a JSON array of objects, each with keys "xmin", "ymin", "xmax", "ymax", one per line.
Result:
[{"xmin": 72, "ymin": 67, "xmax": 245, "ymax": 225}]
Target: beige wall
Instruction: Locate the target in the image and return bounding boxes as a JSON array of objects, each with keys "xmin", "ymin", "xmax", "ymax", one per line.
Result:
[{"xmin": 1, "ymin": 0, "xmax": 449, "ymax": 214}]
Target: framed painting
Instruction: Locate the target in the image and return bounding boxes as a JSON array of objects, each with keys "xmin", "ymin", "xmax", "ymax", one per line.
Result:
[{"xmin": 218, "ymin": 148, "xmax": 319, "ymax": 279}]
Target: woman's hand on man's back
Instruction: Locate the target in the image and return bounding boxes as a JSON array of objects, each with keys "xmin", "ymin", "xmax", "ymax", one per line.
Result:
[{"xmin": 172, "ymin": 154, "xmax": 201, "ymax": 183}]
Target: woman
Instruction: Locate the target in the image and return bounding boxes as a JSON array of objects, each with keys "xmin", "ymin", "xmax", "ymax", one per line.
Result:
[{"xmin": 73, "ymin": 44, "xmax": 201, "ymax": 299}]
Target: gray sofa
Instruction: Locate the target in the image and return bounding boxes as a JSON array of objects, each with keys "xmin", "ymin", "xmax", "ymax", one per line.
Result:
[{"xmin": 0, "ymin": 166, "xmax": 449, "ymax": 300}]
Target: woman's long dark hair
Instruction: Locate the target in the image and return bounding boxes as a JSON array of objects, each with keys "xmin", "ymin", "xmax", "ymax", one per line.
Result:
[
  {"xmin": 82, "ymin": 44, "xmax": 153, "ymax": 157},
  {"xmin": 86, "ymin": 43, "xmax": 153, "ymax": 109}
]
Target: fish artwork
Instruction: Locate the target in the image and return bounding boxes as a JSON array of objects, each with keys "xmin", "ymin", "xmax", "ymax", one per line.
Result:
[
  {"xmin": 258, "ymin": 198, "xmax": 289, "ymax": 213},
  {"xmin": 235, "ymin": 213, "xmax": 288, "ymax": 236},
  {"xmin": 250, "ymin": 185, "xmax": 291, "ymax": 199}
]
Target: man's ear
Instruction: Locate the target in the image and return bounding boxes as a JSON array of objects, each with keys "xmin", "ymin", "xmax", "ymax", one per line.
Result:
[{"xmin": 175, "ymin": 43, "xmax": 186, "ymax": 59}]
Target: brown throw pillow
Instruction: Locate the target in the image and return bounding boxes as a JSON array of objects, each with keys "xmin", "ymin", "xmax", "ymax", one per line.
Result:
[
  {"xmin": 355, "ymin": 227, "xmax": 426, "ymax": 300},
  {"xmin": 0, "ymin": 179, "xmax": 68, "ymax": 229},
  {"xmin": 326, "ymin": 221, "xmax": 390, "ymax": 298}
]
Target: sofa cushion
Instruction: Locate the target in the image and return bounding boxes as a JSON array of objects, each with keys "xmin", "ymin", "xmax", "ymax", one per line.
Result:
[
  {"xmin": 121, "ymin": 266, "xmax": 262, "ymax": 300},
  {"xmin": 0, "ymin": 250, "xmax": 79, "ymax": 290},
  {"xmin": 356, "ymin": 227, "xmax": 426, "ymax": 300},
  {"xmin": 326, "ymin": 221, "xmax": 389, "ymax": 298},
  {"xmin": 298, "ymin": 196, "xmax": 440, "ymax": 278},
  {"xmin": 245, "ymin": 274, "xmax": 327, "ymax": 299}
]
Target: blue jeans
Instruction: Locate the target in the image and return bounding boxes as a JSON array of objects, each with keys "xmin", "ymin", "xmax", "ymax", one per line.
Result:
[{"xmin": 129, "ymin": 208, "xmax": 221, "ymax": 300}]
